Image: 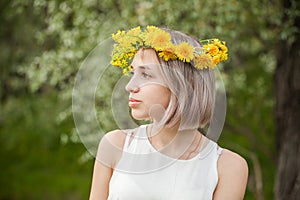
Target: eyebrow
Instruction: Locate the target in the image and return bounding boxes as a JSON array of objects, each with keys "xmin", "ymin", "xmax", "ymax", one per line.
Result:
[{"xmin": 131, "ymin": 65, "xmax": 151, "ymax": 70}]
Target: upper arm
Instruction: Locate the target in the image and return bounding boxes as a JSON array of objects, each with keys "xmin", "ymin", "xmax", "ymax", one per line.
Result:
[
  {"xmin": 89, "ymin": 159, "xmax": 113, "ymax": 200},
  {"xmin": 213, "ymin": 149, "xmax": 248, "ymax": 200},
  {"xmin": 89, "ymin": 129, "xmax": 127, "ymax": 200}
]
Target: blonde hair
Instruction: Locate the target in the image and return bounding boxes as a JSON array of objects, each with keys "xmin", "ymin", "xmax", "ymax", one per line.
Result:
[{"xmin": 157, "ymin": 29, "xmax": 216, "ymax": 130}]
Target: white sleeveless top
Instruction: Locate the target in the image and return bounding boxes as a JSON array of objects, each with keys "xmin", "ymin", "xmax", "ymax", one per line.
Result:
[{"xmin": 108, "ymin": 125, "xmax": 222, "ymax": 200}]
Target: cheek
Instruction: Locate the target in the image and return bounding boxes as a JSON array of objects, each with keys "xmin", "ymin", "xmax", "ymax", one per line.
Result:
[
  {"xmin": 158, "ymin": 90, "xmax": 171, "ymax": 108},
  {"xmin": 145, "ymin": 85, "xmax": 171, "ymax": 108}
]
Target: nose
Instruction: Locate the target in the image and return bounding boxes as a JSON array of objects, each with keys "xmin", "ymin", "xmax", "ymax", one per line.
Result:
[{"xmin": 125, "ymin": 77, "xmax": 140, "ymax": 93}]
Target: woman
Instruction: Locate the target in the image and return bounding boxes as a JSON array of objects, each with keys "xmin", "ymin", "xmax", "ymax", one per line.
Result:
[{"xmin": 89, "ymin": 26, "xmax": 248, "ymax": 200}]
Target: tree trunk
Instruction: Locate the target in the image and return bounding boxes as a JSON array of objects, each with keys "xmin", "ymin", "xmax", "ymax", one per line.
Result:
[{"xmin": 274, "ymin": 1, "xmax": 300, "ymax": 199}]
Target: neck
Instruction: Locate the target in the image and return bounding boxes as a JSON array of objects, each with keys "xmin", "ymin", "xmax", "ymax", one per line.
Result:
[
  {"xmin": 148, "ymin": 123, "xmax": 178, "ymax": 146},
  {"xmin": 147, "ymin": 122, "xmax": 200, "ymax": 150}
]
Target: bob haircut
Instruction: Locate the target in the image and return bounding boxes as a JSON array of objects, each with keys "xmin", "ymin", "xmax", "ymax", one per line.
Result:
[{"xmin": 155, "ymin": 29, "xmax": 216, "ymax": 130}]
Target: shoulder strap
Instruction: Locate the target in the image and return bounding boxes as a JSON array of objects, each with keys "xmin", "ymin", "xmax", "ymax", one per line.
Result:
[
  {"xmin": 123, "ymin": 129, "xmax": 134, "ymax": 150},
  {"xmin": 217, "ymin": 146, "xmax": 223, "ymax": 155}
]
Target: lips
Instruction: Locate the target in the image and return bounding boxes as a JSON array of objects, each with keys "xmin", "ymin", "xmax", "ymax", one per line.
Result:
[{"xmin": 129, "ymin": 98, "xmax": 142, "ymax": 107}]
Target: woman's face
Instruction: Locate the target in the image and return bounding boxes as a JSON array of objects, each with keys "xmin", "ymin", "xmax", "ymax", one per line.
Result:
[{"xmin": 125, "ymin": 48, "xmax": 171, "ymax": 121}]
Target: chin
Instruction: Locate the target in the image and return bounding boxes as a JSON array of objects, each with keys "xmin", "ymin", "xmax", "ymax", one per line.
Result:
[{"xmin": 131, "ymin": 110, "xmax": 149, "ymax": 121}]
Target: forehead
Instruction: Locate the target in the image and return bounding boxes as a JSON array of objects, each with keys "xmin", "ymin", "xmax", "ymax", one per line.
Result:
[{"xmin": 131, "ymin": 48, "xmax": 160, "ymax": 69}]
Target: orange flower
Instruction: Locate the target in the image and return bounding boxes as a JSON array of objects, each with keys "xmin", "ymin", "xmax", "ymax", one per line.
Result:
[
  {"xmin": 158, "ymin": 44, "xmax": 177, "ymax": 61},
  {"xmin": 158, "ymin": 51, "xmax": 177, "ymax": 61},
  {"xmin": 212, "ymin": 55, "xmax": 221, "ymax": 65},
  {"xmin": 204, "ymin": 44, "xmax": 219, "ymax": 56}
]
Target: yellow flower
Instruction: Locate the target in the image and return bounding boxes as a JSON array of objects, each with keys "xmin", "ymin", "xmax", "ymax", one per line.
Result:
[
  {"xmin": 153, "ymin": 33, "xmax": 172, "ymax": 51},
  {"xmin": 111, "ymin": 30, "xmax": 126, "ymax": 42},
  {"xmin": 126, "ymin": 26, "xmax": 142, "ymax": 36},
  {"xmin": 110, "ymin": 26, "xmax": 229, "ymax": 75},
  {"xmin": 127, "ymin": 26, "xmax": 144, "ymax": 46},
  {"xmin": 221, "ymin": 53, "xmax": 228, "ymax": 61},
  {"xmin": 175, "ymin": 42, "xmax": 194, "ymax": 62},
  {"xmin": 145, "ymin": 28, "xmax": 171, "ymax": 50},
  {"xmin": 194, "ymin": 54, "xmax": 215, "ymax": 69},
  {"xmin": 122, "ymin": 68, "xmax": 129, "ymax": 76},
  {"xmin": 146, "ymin": 26, "xmax": 160, "ymax": 33},
  {"xmin": 112, "ymin": 27, "xmax": 143, "ymax": 52},
  {"xmin": 121, "ymin": 59, "xmax": 128, "ymax": 66},
  {"xmin": 213, "ymin": 39, "xmax": 222, "ymax": 47},
  {"xmin": 125, "ymin": 51, "xmax": 137, "ymax": 59},
  {"xmin": 219, "ymin": 44, "xmax": 228, "ymax": 52}
]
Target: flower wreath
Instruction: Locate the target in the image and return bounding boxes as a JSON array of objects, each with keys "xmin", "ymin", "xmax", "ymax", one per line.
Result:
[{"xmin": 110, "ymin": 26, "xmax": 228, "ymax": 75}]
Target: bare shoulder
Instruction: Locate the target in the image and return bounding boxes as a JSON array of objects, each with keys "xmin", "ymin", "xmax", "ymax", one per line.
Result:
[
  {"xmin": 213, "ymin": 148, "xmax": 248, "ymax": 200},
  {"xmin": 96, "ymin": 129, "xmax": 131, "ymax": 168},
  {"xmin": 218, "ymin": 148, "xmax": 248, "ymax": 175},
  {"xmin": 103, "ymin": 129, "xmax": 129, "ymax": 149}
]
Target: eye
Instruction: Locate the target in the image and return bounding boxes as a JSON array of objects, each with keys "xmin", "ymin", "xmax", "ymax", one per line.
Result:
[{"xmin": 142, "ymin": 72, "xmax": 152, "ymax": 79}]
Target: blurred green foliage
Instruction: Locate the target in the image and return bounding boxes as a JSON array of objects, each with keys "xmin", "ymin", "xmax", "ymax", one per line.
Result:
[
  {"xmin": 0, "ymin": 92, "xmax": 93, "ymax": 199},
  {"xmin": 0, "ymin": 0, "xmax": 287, "ymax": 199}
]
